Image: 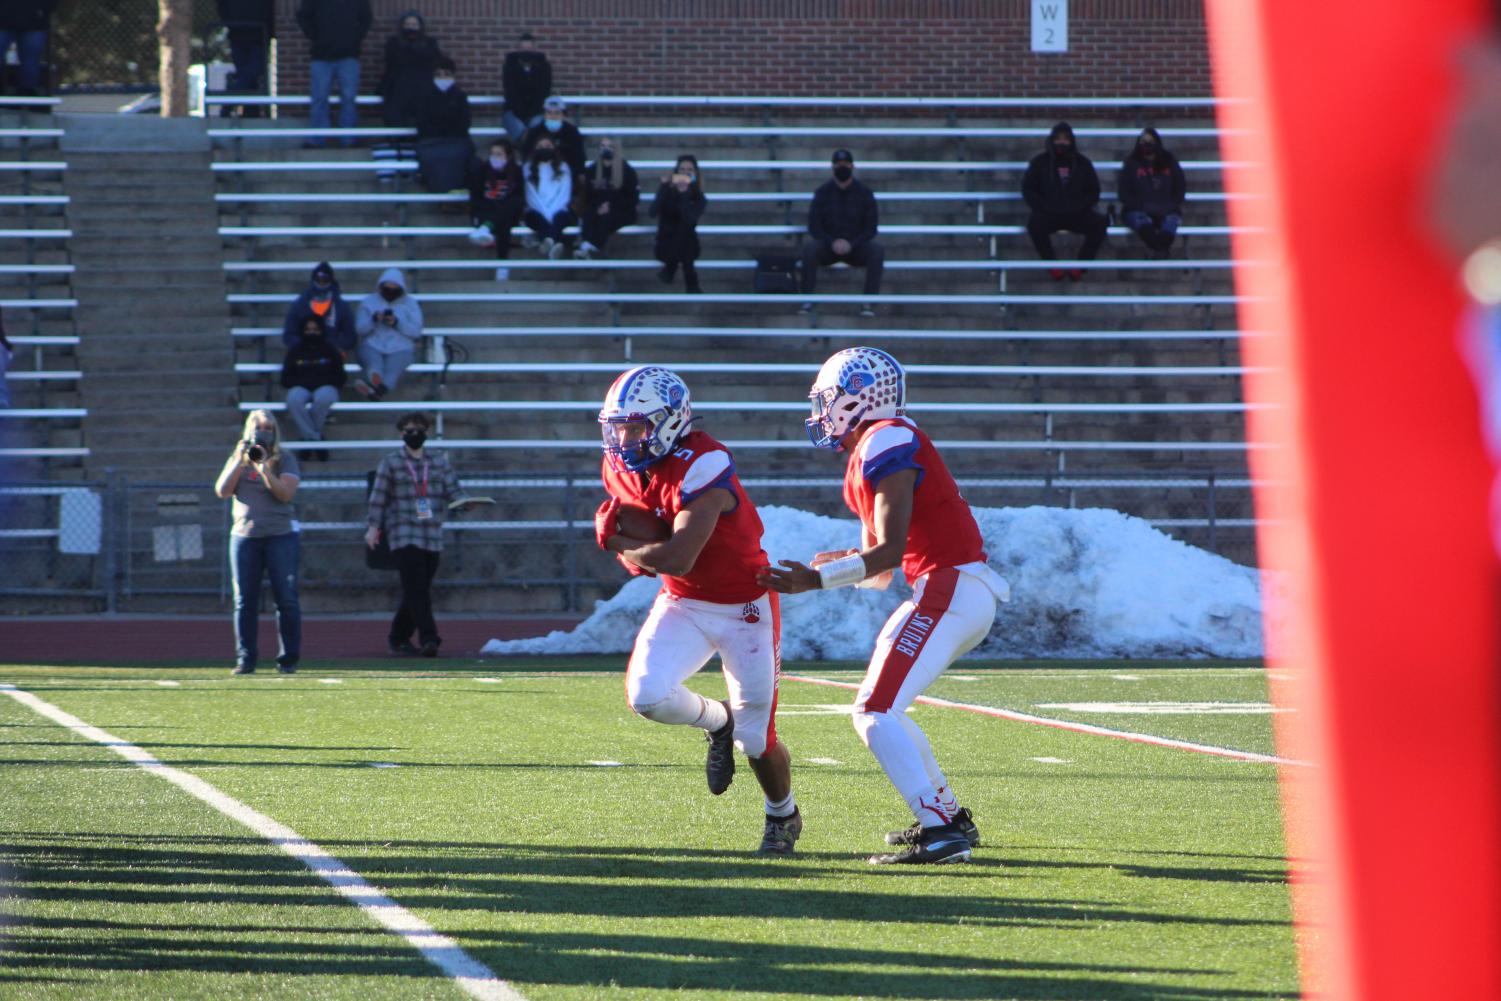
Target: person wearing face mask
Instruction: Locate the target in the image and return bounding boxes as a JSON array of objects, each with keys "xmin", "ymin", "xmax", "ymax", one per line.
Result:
[
  {"xmin": 652, "ymin": 154, "xmax": 708, "ymax": 293},
  {"xmin": 576, "ymin": 137, "xmax": 640, "ymax": 260},
  {"xmin": 467, "ymin": 138, "xmax": 525, "ymax": 280},
  {"xmin": 524, "ymin": 137, "xmax": 578, "ymax": 259},
  {"xmin": 282, "ymin": 261, "xmax": 356, "ymax": 351},
  {"xmin": 521, "ymin": 96, "xmax": 586, "ymax": 179},
  {"xmin": 216, "ymin": 409, "xmax": 303, "ymax": 676},
  {"xmin": 1022, "ymin": 121, "xmax": 1107, "ymax": 280},
  {"xmin": 501, "ymin": 31, "xmax": 552, "ymax": 143},
  {"xmin": 799, "ymin": 149, "xmax": 884, "ymax": 317},
  {"xmin": 414, "ymin": 55, "xmax": 474, "ymax": 193},
  {"xmin": 355, "ymin": 267, "xmax": 423, "ymax": 398},
  {"xmin": 365, "ymin": 412, "xmax": 470, "ymax": 657},
  {"xmin": 281, "ymin": 315, "xmax": 347, "ymax": 460},
  {"xmin": 377, "ymin": 9, "xmax": 441, "ymax": 128},
  {"xmin": 1117, "ymin": 127, "xmax": 1187, "ymax": 258}
]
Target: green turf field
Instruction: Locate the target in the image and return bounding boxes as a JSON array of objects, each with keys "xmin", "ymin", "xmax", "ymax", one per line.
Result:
[{"xmin": 0, "ymin": 658, "xmax": 1299, "ymax": 1000}]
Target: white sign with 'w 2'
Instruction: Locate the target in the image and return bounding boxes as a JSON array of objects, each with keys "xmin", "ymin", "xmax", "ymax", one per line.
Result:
[{"xmin": 1031, "ymin": 0, "xmax": 1069, "ymax": 53}]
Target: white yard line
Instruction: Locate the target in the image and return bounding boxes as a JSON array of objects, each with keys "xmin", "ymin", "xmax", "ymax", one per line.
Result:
[
  {"xmin": 784, "ymin": 674, "xmax": 1311, "ymax": 767},
  {"xmin": 0, "ymin": 684, "xmax": 527, "ymax": 1001}
]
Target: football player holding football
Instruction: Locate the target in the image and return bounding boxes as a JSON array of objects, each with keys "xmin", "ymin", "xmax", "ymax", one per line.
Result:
[
  {"xmin": 596, "ymin": 365, "xmax": 801, "ymax": 855},
  {"xmin": 758, "ymin": 347, "xmax": 1010, "ymax": 865}
]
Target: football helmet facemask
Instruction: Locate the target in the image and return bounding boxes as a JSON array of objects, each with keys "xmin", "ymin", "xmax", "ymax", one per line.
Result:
[
  {"xmin": 599, "ymin": 366, "xmax": 694, "ymax": 472},
  {"xmin": 805, "ymin": 346, "xmax": 906, "ymax": 449}
]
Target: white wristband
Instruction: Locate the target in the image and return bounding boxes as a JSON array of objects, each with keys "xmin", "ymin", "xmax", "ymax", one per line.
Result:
[{"xmin": 817, "ymin": 552, "xmax": 867, "ymax": 589}]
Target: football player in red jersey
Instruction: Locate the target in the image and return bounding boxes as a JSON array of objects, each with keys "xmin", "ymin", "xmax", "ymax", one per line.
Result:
[
  {"xmin": 759, "ymin": 347, "xmax": 1010, "ymax": 865},
  {"xmin": 596, "ymin": 365, "xmax": 801, "ymax": 855}
]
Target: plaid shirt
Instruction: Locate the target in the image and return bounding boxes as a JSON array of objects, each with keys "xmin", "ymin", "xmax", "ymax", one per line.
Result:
[{"xmin": 367, "ymin": 448, "xmax": 464, "ymax": 553}]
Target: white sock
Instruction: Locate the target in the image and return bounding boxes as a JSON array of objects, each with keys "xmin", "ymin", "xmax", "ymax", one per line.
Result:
[
  {"xmin": 936, "ymin": 784, "xmax": 960, "ymax": 817},
  {"xmin": 693, "ymin": 695, "xmax": 729, "ymax": 733},
  {"xmin": 906, "ymin": 786, "xmax": 954, "ymax": 828},
  {"xmin": 764, "ymin": 792, "xmax": 796, "ymax": 818}
]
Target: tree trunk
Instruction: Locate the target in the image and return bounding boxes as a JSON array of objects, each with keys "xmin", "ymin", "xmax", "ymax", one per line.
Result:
[{"xmin": 157, "ymin": 0, "xmax": 193, "ymax": 117}]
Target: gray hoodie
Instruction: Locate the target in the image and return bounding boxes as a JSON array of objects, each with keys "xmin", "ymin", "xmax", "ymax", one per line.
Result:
[{"xmin": 356, "ymin": 267, "xmax": 424, "ymax": 355}]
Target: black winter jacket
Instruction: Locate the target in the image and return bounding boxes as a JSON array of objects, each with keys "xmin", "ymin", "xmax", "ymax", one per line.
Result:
[
  {"xmin": 378, "ymin": 14, "xmax": 441, "ymax": 127},
  {"xmin": 295, "ymin": 0, "xmax": 372, "ymax": 61},
  {"xmin": 281, "ymin": 336, "xmax": 348, "ymax": 391},
  {"xmin": 521, "ymin": 121, "xmax": 585, "ymax": 179},
  {"xmin": 808, "ymin": 178, "xmax": 879, "ymax": 247},
  {"xmin": 1117, "ymin": 152, "xmax": 1186, "ymax": 217},
  {"xmin": 0, "ymin": 0, "xmax": 55, "ymax": 32},
  {"xmin": 1022, "ymin": 147, "xmax": 1102, "ymax": 216},
  {"xmin": 502, "ymin": 50, "xmax": 552, "ymax": 122},
  {"xmin": 583, "ymin": 160, "xmax": 640, "ymax": 223},
  {"xmin": 216, "ymin": 0, "xmax": 273, "ymax": 30},
  {"xmin": 651, "ymin": 183, "xmax": 706, "ymax": 263},
  {"xmin": 415, "ymin": 83, "xmax": 471, "ymax": 141}
]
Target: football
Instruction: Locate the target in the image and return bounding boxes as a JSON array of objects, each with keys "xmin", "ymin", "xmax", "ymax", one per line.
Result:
[{"xmin": 616, "ymin": 503, "xmax": 672, "ymax": 541}]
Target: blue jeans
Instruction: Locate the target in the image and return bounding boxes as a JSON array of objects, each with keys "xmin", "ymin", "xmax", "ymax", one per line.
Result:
[
  {"xmin": 502, "ymin": 110, "xmax": 541, "ymax": 144},
  {"xmin": 231, "ymin": 531, "xmax": 302, "ymax": 669},
  {"xmin": 0, "ymin": 30, "xmax": 46, "ymax": 92},
  {"xmin": 309, "ymin": 57, "xmax": 360, "ymax": 144}
]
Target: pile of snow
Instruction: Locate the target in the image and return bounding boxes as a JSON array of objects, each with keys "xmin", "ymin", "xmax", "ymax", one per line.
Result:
[{"xmin": 481, "ymin": 504, "xmax": 1264, "ymax": 661}]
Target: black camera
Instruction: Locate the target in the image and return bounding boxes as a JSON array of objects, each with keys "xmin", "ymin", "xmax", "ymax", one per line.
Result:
[{"xmin": 244, "ymin": 439, "xmax": 266, "ymax": 462}]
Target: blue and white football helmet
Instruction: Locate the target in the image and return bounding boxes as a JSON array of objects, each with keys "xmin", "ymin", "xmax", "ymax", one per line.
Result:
[
  {"xmin": 599, "ymin": 366, "xmax": 694, "ymax": 472},
  {"xmin": 805, "ymin": 346, "xmax": 906, "ymax": 449}
]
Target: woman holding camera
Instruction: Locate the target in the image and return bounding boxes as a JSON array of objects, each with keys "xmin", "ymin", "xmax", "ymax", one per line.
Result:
[
  {"xmin": 652, "ymin": 153, "xmax": 707, "ymax": 293},
  {"xmin": 214, "ymin": 409, "xmax": 303, "ymax": 675}
]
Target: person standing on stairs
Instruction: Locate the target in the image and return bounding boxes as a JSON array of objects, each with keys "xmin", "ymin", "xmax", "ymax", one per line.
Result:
[
  {"xmin": 652, "ymin": 154, "xmax": 706, "ymax": 294},
  {"xmin": 296, "ymin": 0, "xmax": 372, "ymax": 148}
]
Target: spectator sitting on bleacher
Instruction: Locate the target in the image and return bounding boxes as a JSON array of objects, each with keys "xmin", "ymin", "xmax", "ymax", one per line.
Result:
[
  {"xmin": 0, "ymin": 0, "xmax": 54, "ymax": 96},
  {"xmin": 799, "ymin": 148, "xmax": 883, "ymax": 318},
  {"xmin": 522, "ymin": 96, "xmax": 586, "ymax": 179},
  {"xmin": 217, "ymin": 0, "xmax": 274, "ymax": 113},
  {"xmin": 651, "ymin": 154, "xmax": 706, "ymax": 294},
  {"xmin": 296, "ymin": 0, "xmax": 373, "ymax": 149},
  {"xmin": 283, "ymin": 262, "xmax": 357, "ymax": 351},
  {"xmin": 354, "ymin": 268, "xmax": 423, "ymax": 398},
  {"xmin": 377, "ymin": 9, "xmax": 441, "ymax": 128},
  {"xmin": 1118, "ymin": 127, "xmax": 1187, "ymax": 259},
  {"xmin": 414, "ymin": 56, "xmax": 473, "ymax": 192},
  {"xmin": 1022, "ymin": 121, "xmax": 1107, "ymax": 281},
  {"xmin": 523, "ymin": 136, "xmax": 577, "ymax": 260},
  {"xmin": 501, "ymin": 31, "xmax": 551, "ymax": 144},
  {"xmin": 281, "ymin": 316, "xmax": 347, "ymax": 460},
  {"xmin": 467, "ymin": 137, "xmax": 525, "ymax": 280},
  {"xmin": 576, "ymin": 137, "xmax": 639, "ymax": 260}
]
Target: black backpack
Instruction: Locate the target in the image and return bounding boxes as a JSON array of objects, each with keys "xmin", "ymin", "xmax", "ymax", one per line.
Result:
[{"xmin": 752, "ymin": 253, "xmax": 800, "ymax": 294}]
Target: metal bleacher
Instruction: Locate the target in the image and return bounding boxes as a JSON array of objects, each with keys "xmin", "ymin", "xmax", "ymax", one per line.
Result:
[
  {"xmin": 0, "ymin": 103, "xmax": 84, "ymax": 469},
  {"xmin": 211, "ymin": 93, "xmax": 1255, "ymax": 559}
]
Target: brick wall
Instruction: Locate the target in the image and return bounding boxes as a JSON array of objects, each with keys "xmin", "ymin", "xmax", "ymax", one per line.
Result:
[{"xmin": 271, "ymin": 0, "xmax": 1209, "ymax": 102}]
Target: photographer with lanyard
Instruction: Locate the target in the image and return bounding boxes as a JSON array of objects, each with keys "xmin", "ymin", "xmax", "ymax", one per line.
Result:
[{"xmin": 364, "ymin": 412, "xmax": 469, "ymax": 657}]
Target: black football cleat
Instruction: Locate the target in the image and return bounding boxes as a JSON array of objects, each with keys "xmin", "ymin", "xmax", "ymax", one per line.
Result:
[
  {"xmin": 885, "ymin": 806, "xmax": 980, "ymax": 848},
  {"xmin": 757, "ymin": 808, "xmax": 803, "ymax": 856},
  {"xmin": 705, "ymin": 702, "xmax": 735, "ymax": 795},
  {"xmin": 868, "ymin": 821, "xmax": 973, "ymax": 866}
]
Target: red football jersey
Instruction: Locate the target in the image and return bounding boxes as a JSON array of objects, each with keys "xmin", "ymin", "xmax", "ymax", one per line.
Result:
[
  {"xmin": 601, "ymin": 430, "xmax": 769, "ymax": 603},
  {"xmin": 843, "ymin": 417, "xmax": 987, "ymax": 583}
]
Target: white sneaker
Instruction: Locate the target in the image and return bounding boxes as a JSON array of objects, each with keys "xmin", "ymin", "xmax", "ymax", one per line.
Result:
[
  {"xmin": 860, "ymin": 303, "xmax": 877, "ymax": 317},
  {"xmin": 547, "ymin": 239, "xmax": 565, "ymax": 260},
  {"xmin": 574, "ymin": 241, "xmax": 598, "ymax": 260},
  {"xmin": 494, "ymin": 266, "xmax": 510, "ymax": 281},
  {"xmin": 521, "ymin": 233, "xmax": 539, "ymax": 250},
  {"xmin": 467, "ymin": 225, "xmax": 496, "ymax": 249},
  {"xmin": 539, "ymin": 236, "xmax": 555, "ymax": 258}
]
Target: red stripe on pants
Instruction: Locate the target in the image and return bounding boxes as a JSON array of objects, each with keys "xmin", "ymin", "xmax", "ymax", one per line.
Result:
[
  {"xmin": 863, "ymin": 567, "xmax": 959, "ymax": 714},
  {"xmin": 763, "ymin": 591, "xmax": 781, "ymax": 752}
]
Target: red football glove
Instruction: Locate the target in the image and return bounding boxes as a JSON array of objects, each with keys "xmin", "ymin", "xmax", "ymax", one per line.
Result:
[
  {"xmin": 594, "ymin": 496, "xmax": 620, "ymax": 550},
  {"xmin": 616, "ymin": 553, "xmax": 656, "ymax": 577}
]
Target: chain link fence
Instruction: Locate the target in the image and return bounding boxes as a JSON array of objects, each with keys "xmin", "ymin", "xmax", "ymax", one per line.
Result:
[
  {"xmin": 52, "ymin": 0, "xmax": 230, "ymax": 93},
  {"xmin": 0, "ymin": 469, "xmax": 1259, "ymax": 613}
]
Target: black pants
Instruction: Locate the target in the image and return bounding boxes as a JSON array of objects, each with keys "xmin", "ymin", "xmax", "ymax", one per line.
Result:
[
  {"xmin": 580, "ymin": 204, "xmax": 635, "ymax": 253},
  {"xmin": 524, "ymin": 207, "xmax": 578, "ymax": 246},
  {"xmin": 391, "ymin": 545, "xmax": 441, "ymax": 647},
  {"xmin": 475, "ymin": 199, "xmax": 524, "ymax": 258},
  {"xmin": 800, "ymin": 238, "xmax": 885, "ymax": 295},
  {"xmin": 1026, "ymin": 208, "xmax": 1108, "ymax": 260}
]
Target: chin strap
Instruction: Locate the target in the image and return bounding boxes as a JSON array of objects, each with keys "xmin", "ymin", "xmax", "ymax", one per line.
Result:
[{"xmin": 816, "ymin": 552, "xmax": 867, "ymax": 589}]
